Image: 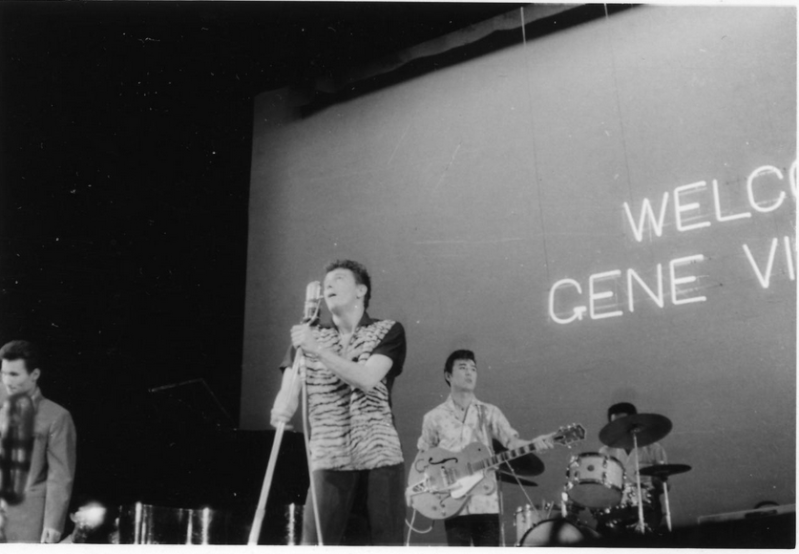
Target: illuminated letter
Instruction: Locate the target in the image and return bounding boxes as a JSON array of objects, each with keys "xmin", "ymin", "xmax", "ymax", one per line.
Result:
[
  {"xmin": 549, "ymin": 279, "xmax": 586, "ymax": 325},
  {"xmin": 623, "ymin": 192, "xmax": 670, "ymax": 242},
  {"xmin": 669, "ymin": 255, "xmax": 707, "ymax": 305},
  {"xmin": 627, "ymin": 265, "xmax": 664, "ymax": 312},
  {"xmin": 747, "ymin": 165, "xmax": 786, "ymax": 213},
  {"xmin": 674, "ymin": 181, "xmax": 711, "ymax": 232},
  {"xmin": 589, "ymin": 270, "xmax": 623, "ymax": 320},
  {"xmin": 743, "ymin": 239, "xmax": 779, "ymax": 288},
  {"xmin": 785, "ymin": 236, "xmax": 796, "ymax": 281},
  {"xmin": 712, "ymin": 179, "xmax": 751, "ymax": 222}
]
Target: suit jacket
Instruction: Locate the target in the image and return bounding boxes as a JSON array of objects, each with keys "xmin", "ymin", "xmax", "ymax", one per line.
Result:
[{"xmin": 0, "ymin": 387, "xmax": 77, "ymax": 542}]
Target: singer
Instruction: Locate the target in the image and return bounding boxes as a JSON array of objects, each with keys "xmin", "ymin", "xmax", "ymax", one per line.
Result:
[
  {"xmin": 270, "ymin": 259, "xmax": 407, "ymax": 545},
  {"xmin": 0, "ymin": 340, "xmax": 76, "ymax": 543}
]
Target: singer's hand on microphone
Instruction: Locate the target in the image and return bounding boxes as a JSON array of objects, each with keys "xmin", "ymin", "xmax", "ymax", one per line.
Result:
[{"xmin": 291, "ymin": 324, "xmax": 320, "ymax": 356}]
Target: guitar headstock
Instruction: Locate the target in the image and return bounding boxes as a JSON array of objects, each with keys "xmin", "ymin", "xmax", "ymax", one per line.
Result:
[{"xmin": 553, "ymin": 423, "xmax": 586, "ymax": 447}]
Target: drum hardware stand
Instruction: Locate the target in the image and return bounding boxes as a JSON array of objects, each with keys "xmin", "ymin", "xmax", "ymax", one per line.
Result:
[
  {"xmin": 598, "ymin": 413, "xmax": 678, "ymax": 536},
  {"xmin": 632, "ymin": 432, "xmax": 646, "ymax": 535},
  {"xmin": 638, "ymin": 463, "xmax": 691, "ymax": 533},
  {"xmin": 662, "ymin": 478, "xmax": 673, "ymax": 532}
]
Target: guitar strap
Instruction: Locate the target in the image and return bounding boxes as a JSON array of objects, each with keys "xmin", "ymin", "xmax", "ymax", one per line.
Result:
[
  {"xmin": 478, "ymin": 403, "xmax": 494, "ymax": 455},
  {"xmin": 479, "ymin": 402, "xmax": 506, "ymax": 546}
]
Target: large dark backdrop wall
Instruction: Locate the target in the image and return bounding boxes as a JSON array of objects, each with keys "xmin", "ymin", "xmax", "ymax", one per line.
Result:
[
  {"xmin": 1, "ymin": 2, "xmax": 257, "ymax": 510},
  {"xmin": 243, "ymin": 4, "xmax": 796, "ymax": 545},
  {"xmin": 0, "ymin": 0, "xmax": 528, "ymax": 535}
]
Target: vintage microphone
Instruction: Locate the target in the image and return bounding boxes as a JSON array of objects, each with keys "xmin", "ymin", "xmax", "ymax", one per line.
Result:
[{"xmin": 248, "ymin": 281, "xmax": 322, "ymax": 545}]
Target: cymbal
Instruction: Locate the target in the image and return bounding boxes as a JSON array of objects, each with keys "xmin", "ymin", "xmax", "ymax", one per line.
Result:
[
  {"xmin": 598, "ymin": 413, "xmax": 672, "ymax": 449},
  {"xmin": 497, "ymin": 470, "xmax": 538, "ymax": 487},
  {"xmin": 638, "ymin": 463, "xmax": 691, "ymax": 478},
  {"xmin": 492, "ymin": 439, "xmax": 545, "ymax": 476}
]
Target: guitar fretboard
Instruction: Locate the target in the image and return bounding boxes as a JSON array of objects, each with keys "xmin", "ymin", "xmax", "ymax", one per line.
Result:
[{"xmin": 473, "ymin": 442, "xmax": 539, "ymax": 473}]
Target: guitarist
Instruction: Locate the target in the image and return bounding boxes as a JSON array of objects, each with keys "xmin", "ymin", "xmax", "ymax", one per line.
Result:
[{"xmin": 414, "ymin": 349, "xmax": 554, "ymax": 546}]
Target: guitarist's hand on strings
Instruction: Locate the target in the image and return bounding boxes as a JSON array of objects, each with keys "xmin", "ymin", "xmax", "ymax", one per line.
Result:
[{"xmin": 522, "ymin": 433, "xmax": 556, "ymax": 451}]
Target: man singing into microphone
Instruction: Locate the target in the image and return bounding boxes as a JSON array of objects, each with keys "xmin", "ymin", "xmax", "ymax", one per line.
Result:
[
  {"xmin": 270, "ymin": 260, "xmax": 407, "ymax": 545},
  {"xmin": 0, "ymin": 340, "xmax": 76, "ymax": 543}
]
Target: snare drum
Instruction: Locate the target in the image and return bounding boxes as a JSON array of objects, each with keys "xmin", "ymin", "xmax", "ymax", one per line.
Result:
[
  {"xmin": 518, "ymin": 518, "xmax": 598, "ymax": 547},
  {"xmin": 565, "ymin": 452, "xmax": 624, "ymax": 509}
]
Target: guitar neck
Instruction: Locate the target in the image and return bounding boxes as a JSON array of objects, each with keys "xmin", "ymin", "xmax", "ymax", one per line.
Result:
[
  {"xmin": 476, "ymin": 442, "xmax": 539, "ymax": 473},
  {"xmin": 470, "ymin": 425, "xmax": 583, "ymax": 474}
]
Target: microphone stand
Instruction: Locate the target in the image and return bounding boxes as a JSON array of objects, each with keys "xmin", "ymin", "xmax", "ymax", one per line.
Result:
[
  {"xmin": 300, "ymin": 358, "xmax": 324, "ymax": 545},
  {"xmin": 632, "ymin": 433, "xmax": 646, "ymax": 535},
  {"xmin": 249, "ymin": 284, "xmax": 323, "ymax": 546},
  {"xmin": 249, "ymin": 353, "xmax": 325, "ymax": 545},
  {"xmin": 247, "ymin": 349, "xmax": 304, "ymax": 545}
]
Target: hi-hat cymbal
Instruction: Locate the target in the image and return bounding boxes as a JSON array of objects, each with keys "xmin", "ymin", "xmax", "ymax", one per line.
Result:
[
  {"xmin": 638, "ymin": 463, "xmax": 691, "ymax": 478},
  {"xmin": 598, "ymin": 413, "xmax": 672, "ymax": 449},
  {"xmin": 497, "ymin": 470, "xmax": 538, "ymax": 487},
  {"xmin": 492, "ymin": 439, "xmax": 545, "ymax": 476}
]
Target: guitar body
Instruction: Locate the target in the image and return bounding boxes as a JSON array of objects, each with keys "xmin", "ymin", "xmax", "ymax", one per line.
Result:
[
  {"xmin": 406, "ymin": 423, "xmax": 586, "ymax": 521},
  {"xmin": 408, "ymin": 442, "xmax": 496, "ymax": 520}
]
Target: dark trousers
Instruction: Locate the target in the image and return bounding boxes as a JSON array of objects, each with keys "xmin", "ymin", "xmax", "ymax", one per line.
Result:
[
  {"xmin": 444, "ymin": 513, "xmax": 501, "ymax": 546},
  {"xmin": 301, "ymin": 462, "xmax": 405, "ymax": 546}
]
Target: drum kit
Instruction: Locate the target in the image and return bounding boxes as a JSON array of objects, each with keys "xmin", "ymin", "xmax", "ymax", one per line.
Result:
[{"xmin": 508, "ymin": 413, "xmax": 692, "ymax": 546}]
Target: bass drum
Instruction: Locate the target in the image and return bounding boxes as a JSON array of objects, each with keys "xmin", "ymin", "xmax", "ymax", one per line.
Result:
[{"xmin": 518, "ymin": 518, "xmax": 598, "ymax": 547}]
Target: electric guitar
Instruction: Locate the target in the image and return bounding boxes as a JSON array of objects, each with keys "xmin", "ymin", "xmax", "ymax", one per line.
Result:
[{"xmin": 406, "ymin": 423, "xmax": 585, "ymax": 520}]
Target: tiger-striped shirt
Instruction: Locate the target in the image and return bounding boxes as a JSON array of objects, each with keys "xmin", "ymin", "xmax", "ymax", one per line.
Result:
[{"xmin": 281, "ymin": 313, "xmax": 406, "ymax": 471}]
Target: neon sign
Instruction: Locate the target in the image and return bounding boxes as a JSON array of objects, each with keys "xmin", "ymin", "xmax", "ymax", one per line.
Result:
[{"xmin": 549, "ymin": 161, "xmax": 797, "ymax": 325}]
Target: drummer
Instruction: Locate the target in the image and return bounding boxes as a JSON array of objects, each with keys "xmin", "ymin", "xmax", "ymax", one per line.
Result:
[{"xmin": 598, "ymin": 402, "xmax": 667, "ymax": 531}]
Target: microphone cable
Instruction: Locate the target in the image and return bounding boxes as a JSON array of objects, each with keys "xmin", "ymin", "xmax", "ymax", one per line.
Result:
[
  {"xmin": 300, "ymin": 350, "xmax": 324, "ymax": 546},
  {"xmin": 404, "ymin": 508, "xmax": 433, "ymax": 546}
]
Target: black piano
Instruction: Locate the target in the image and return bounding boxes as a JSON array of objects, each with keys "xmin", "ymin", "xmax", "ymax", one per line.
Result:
[{"xmin": 84, "ymin": 379, "xmax": 309, "ymax": 544}]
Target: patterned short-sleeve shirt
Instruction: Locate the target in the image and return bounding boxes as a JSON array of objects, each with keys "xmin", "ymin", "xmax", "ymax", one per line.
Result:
[
  {"xmin": 281, "ymin": 312, "xmax": 406, "ymax": 471},
  {"xmin": 417, "ymin": 396, "xmax": 519, "ymax": 515}
]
